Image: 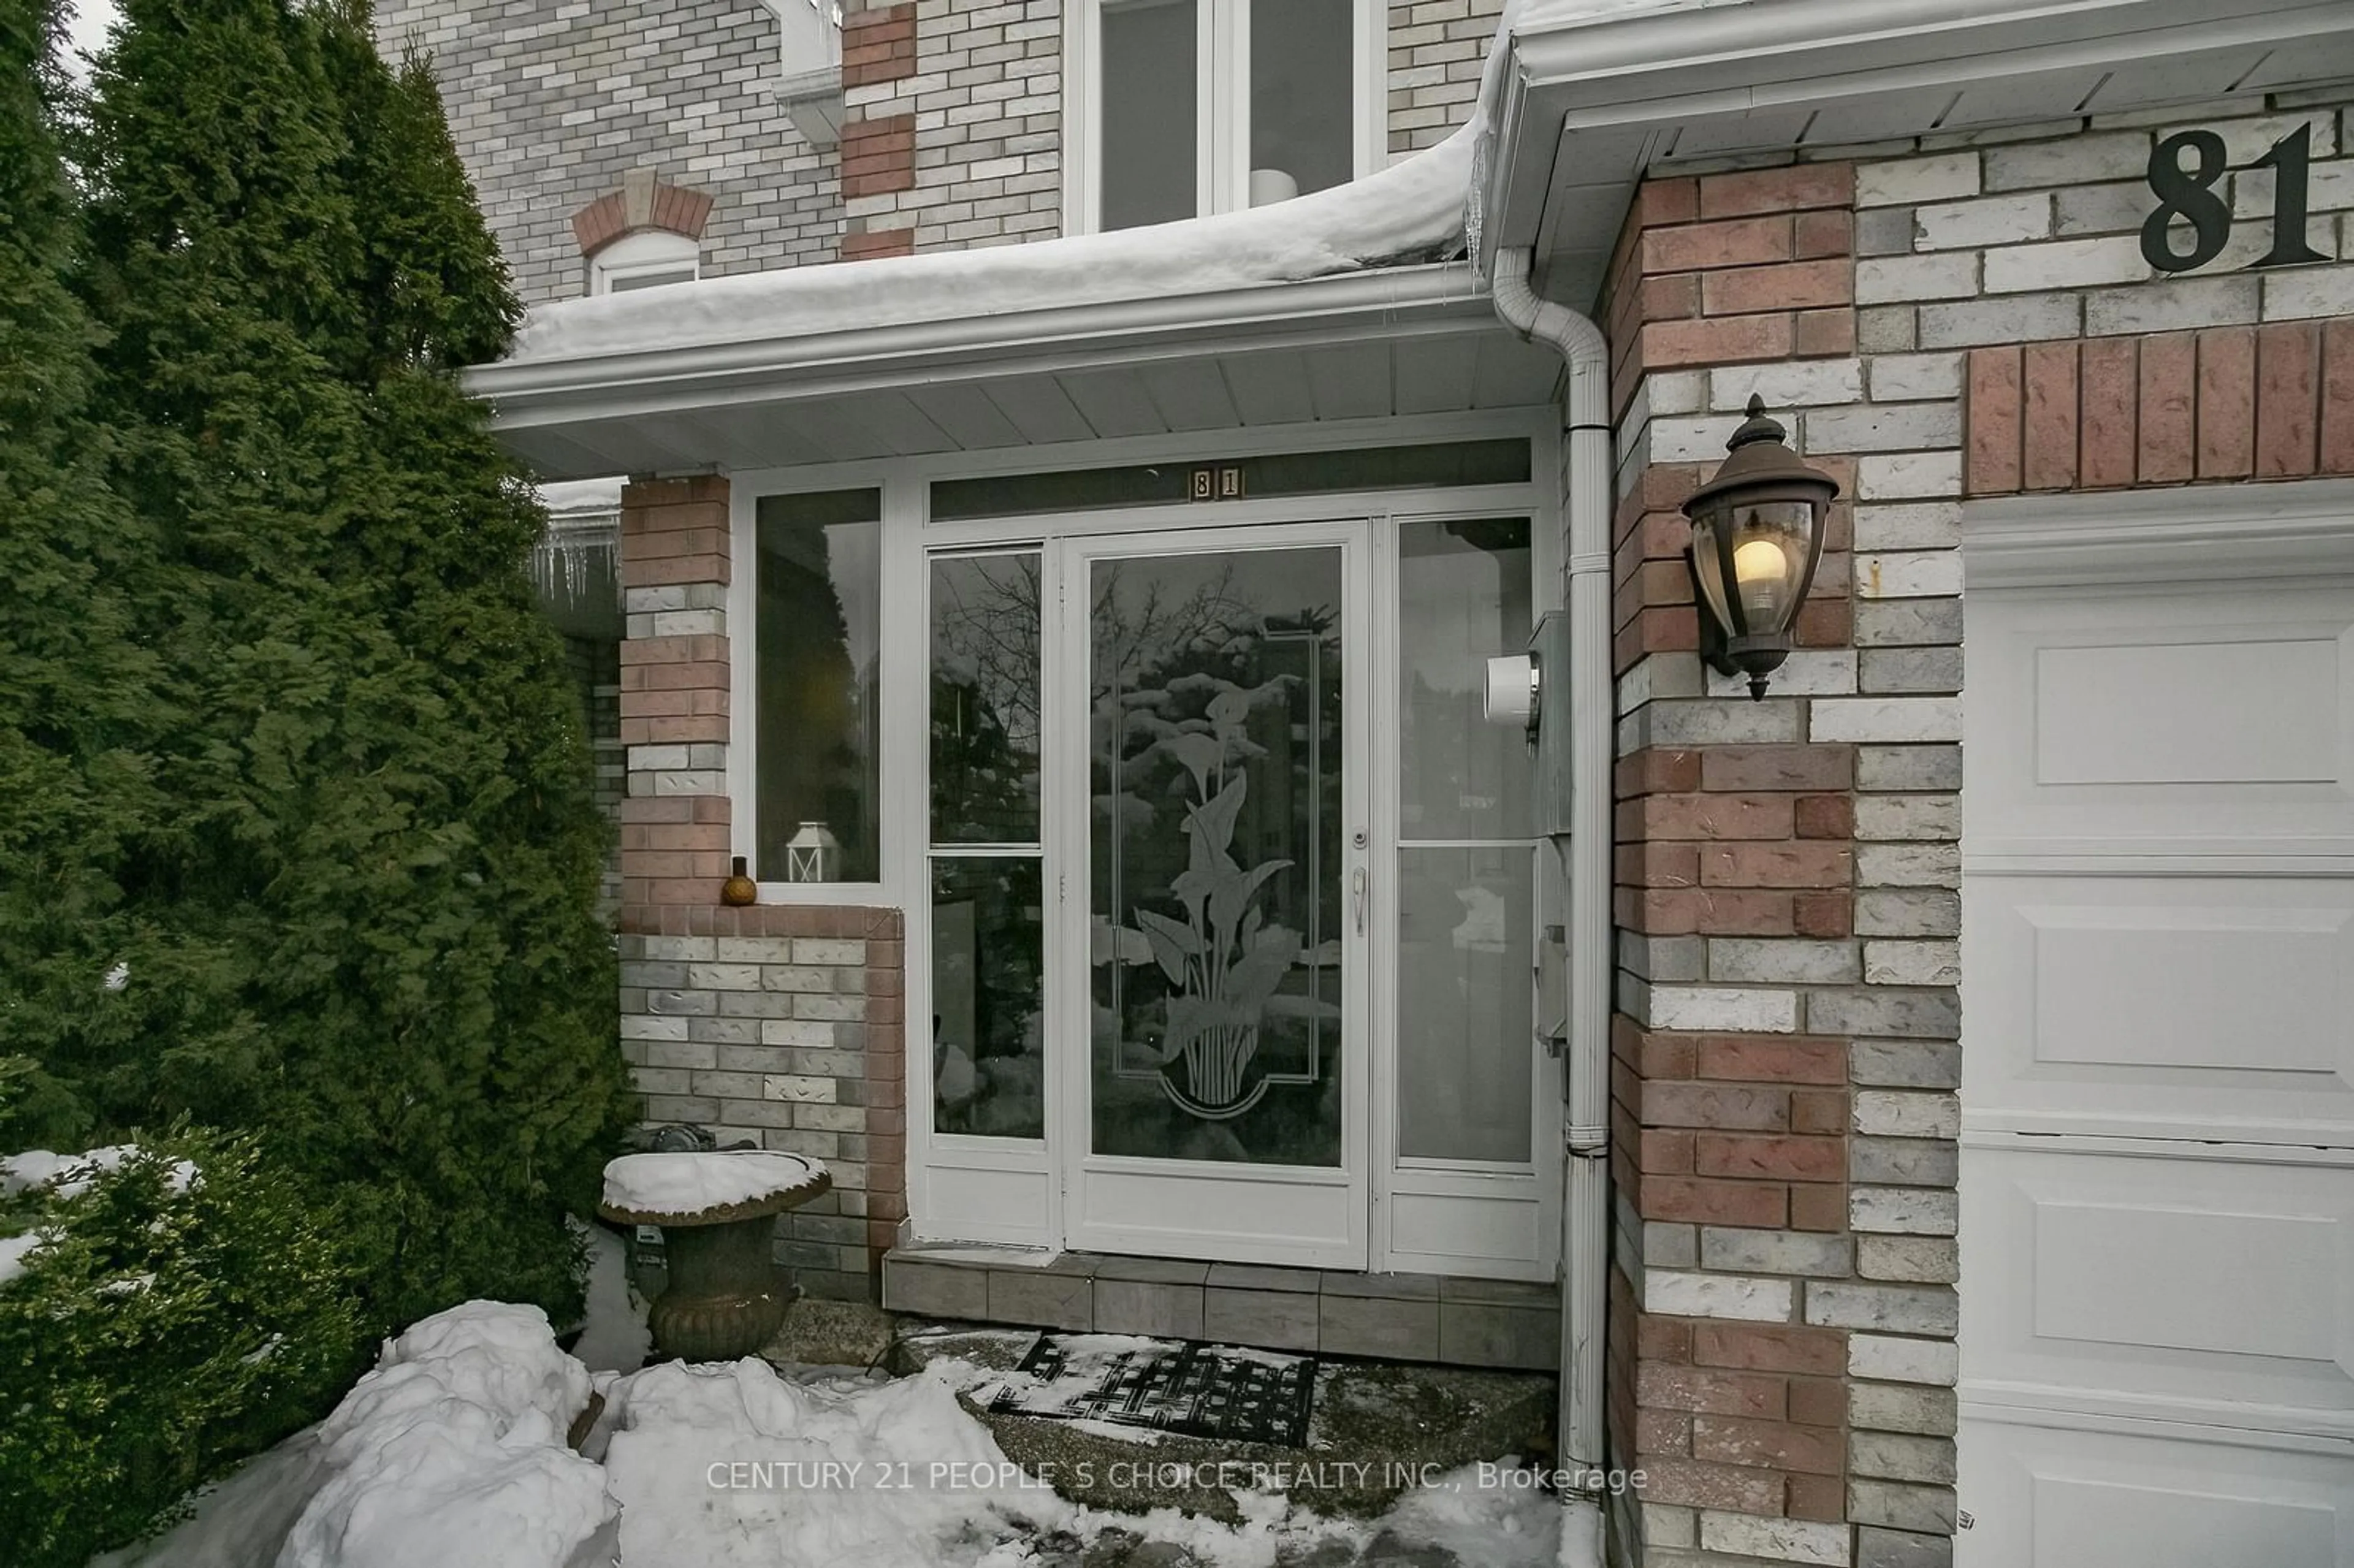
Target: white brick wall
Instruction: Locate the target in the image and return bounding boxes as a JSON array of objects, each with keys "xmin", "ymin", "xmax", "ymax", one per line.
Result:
[{"xmin": 374, "ymin": 0, "xmax": 841, "ymax": 303}]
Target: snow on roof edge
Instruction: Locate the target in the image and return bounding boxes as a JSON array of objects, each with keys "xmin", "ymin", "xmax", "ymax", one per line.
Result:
[
  {"xmin": 505, "ymin": 123, "xmax": 1480, "ymax": 368},
  {"xmin": 488, "ymin": 0, "xmax": 1751, "ymax": 375}
]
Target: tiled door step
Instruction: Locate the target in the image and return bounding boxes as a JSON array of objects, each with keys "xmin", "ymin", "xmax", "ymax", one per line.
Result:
[{"xmin": 882, "ymin": 1246, "xmax": 1559, "ymax": 1371}]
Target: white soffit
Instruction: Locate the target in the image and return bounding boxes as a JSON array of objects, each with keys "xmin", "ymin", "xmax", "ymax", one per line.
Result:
[
  {"xmin": 1491, "ymin": 0, "xmax": 2354, "ymax": 308},
  {"xmin": 476, "ymin": 265, "xmax": 1566, "ymax": 480}
]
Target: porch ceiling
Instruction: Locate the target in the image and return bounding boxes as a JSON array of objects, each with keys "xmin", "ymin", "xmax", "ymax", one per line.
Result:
[
  {"xmin": 471, "ymin": 263, "xmax": 1565, "ymax": 482},
  {"xmin": 1491, "ymin": 0, "xmax": 2354, "ymax": 311}
]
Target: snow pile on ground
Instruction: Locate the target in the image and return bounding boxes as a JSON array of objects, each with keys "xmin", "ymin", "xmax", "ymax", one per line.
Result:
[
  {"xmin": 90, "ymin": 1428, "xmax": 332, "ymax": 1568},
  {"xmin": 97, "ymin": 1296, "xmax": 1589, "ymax": 1568},
  {"xmin": 280, "ymin": 1303, "xmax": 616, "ymax": 1568},
  {"xmin": 601, "ymin": 1151, "xmax": 827, "ymax": 1218},
  {"xmin": 1381, "ymin": 1469, "xmax": 1567, "ymax": 1568},
  {"xmin": 102, "ymin": 1303, "xmax": 616, "ymax": 1568},
  {"xmin": 601, "ymin": 1356, "xmax": 1072, "ymax": 1567}
]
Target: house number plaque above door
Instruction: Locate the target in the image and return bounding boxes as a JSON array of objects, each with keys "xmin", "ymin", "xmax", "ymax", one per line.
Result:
[
  {"xmin": 2141, "ymin": 123, "xmax": 2328, "ymax": 272},
  {"xmin": 1189, "ymin": 466, "xmax": 1245, "ymax": 501}
]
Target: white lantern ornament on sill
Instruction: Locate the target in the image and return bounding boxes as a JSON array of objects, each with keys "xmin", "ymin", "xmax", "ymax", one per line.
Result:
[
  {"xmin": 784, "ymin": 821, "xmax": 841, "ymax": 883},
  {"xmin": 1680, "ymin": 395, "xmax": 1842, "ymax": 701}
]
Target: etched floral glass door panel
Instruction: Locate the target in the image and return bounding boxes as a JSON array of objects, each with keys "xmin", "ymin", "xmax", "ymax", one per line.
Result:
[
  {"xmin": 1090, "ymin": 543, "xmax": 1346, "ymax": 1163},
  {"xmin": 1059, "ymin": 517, "xmax": 1374, "ymax": 1262}
]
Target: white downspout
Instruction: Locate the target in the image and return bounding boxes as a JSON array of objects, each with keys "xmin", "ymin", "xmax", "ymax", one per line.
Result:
[{"xmin": 1489, "ymin": 248, "xmax": 1613, "ymax": 1485}]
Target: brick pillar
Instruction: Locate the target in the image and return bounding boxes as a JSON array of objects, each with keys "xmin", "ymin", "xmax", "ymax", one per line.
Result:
[
  {"xmin": 617, "ymin": 476, "xmax": 732, "ymax": 909},
  {"xmin": 614, "ymin": 476, "xmax": 907, "ymax": 1302},
  {"xmin": 1602, "ymin": 163, "xmax": 1963, "ymax": 1568}
]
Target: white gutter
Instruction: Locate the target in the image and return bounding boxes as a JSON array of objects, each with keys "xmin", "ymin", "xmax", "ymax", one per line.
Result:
[
  {"xmin": 1488, "ymin": 248, "xmax": 1612, "ymax": 1496},
  {"xmin": 469, "ymin": 263, "xmax": 1492, "ymax": 427}
]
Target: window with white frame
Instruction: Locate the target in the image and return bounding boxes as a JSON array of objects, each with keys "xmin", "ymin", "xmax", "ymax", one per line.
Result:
[
  {"xmin": 754, "ymin": 488, "xmax": 885, "ymax": 886},
  {"xmin": 588, "ymin": 230, "xmax": 701, "ymax": 295},
  {"xmin": 1070, "ymin": 0, "xmax": 1379, "ymax": 233}
]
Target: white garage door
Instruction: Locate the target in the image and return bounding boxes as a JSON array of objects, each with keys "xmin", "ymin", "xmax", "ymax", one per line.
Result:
[{"xmin": 1959, "ymin": 485, "xmax": 2354, "ymax": 1568}]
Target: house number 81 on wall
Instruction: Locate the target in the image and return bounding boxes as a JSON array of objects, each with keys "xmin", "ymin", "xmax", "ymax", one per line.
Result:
[{"xmin": 2141, "ymin": 124, "xmax": 2328, "ymax": 272}]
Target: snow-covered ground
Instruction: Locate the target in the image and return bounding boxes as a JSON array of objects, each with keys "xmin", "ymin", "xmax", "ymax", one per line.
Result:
[{"xmin": 98, "ymin": 1269, "xmax": 1593, "ymax": 1568}]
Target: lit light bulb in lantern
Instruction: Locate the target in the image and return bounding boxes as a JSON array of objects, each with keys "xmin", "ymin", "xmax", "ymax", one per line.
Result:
[{"xmin": 1731, "ymin": 536, "xmax": 1787, "ymax": 622}]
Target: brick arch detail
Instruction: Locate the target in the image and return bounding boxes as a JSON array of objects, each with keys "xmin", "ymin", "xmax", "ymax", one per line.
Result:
[{"xmin": 571, "ymin": 170, "xmax": 717, "ymax": 258}]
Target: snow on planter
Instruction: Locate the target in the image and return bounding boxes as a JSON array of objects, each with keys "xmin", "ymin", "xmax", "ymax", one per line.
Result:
[{"xmin": 599, "ymin": 1149, "xmax": 828, "ymax": 1222}]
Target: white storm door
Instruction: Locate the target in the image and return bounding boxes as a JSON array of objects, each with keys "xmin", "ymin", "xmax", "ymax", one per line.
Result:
[{"xmin": 1057, "ymin": 522, "xmax": 1371, "ymax": 1268}]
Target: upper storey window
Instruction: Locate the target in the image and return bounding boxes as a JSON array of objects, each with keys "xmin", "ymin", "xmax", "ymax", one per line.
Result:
[
  {"xmin": 589, "ymin": 230, "xmax": 701, "ymax": 295},
  {"xmin": 1072, "ymin": 0, "xmax": 1378, "ymax": 234}
]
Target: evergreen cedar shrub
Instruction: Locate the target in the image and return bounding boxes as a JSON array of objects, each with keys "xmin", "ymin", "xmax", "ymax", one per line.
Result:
[
  {"xmin": 0, "ymin": 0, "xmax": 167, "ymax": 1148},
  {"xmin": 1, "ymin": 0, "xmax": 628, "ymax": 1388},
  {"xmin": 0, "ymin": 1133, "xmax": 371, "ymax": 1568}
]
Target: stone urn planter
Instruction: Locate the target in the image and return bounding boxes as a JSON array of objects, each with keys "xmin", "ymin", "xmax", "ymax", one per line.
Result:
[{"xmin": 599, "ymin": 1151, "xmax": 831, "ymax": 1361}]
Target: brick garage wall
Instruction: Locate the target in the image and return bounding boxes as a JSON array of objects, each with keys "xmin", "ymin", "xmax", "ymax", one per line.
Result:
[
  {"xmin": 1604, "ymin": 91, "xmax": 2354, "ymax": 1568},
  {"xmin": 372, "ymin": 0, "xmax": 840, "ymax": 305},
  {"xmin": 1604, "ymin": 161, "xmax": 1962, "ymax": 1568},
  {"xmin": 614, "ymin": 479, "xmax": 907, "ymax": 1303}
]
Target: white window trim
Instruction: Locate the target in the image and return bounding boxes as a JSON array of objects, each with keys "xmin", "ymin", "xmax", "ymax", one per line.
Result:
[
  {"xmin": 588, "ymin": 230, "xmax": 703, "ymax": 295},
  {"xmin": 727, "ymin": 468, "xmax": 918, "ymax": 905},
  {"xmin": 1060, "ymin": 0, "xmax": 1387, "ymax": 238}
]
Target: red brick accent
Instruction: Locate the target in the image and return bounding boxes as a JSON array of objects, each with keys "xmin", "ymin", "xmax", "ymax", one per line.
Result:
[
  {"xmin": 841, "ymin": 226, "xmax": 916, "ymax": 262},
  {"xmin": 1599, "ymin": 163, "xmax": 1857, "ymax": 421},
  {"xmin": 571, "ymin": 180, "xmax": 716, "ymax": 257},
  {"xmin": 617, "ymin": 796, "xmax": 732, "ymax": 902},
  {"xmin": 572, "ymin": 193, "xmax": 630, "ymax": 256},
  {"xmin": 1603, "ymin": 166, "xmax": 1865, "ymax": 1551},
  {"xmin": 841, "ymin": 113, "xmax": 916, "ymax": 199},
  {"xmin": 1967, "ymin": 324, "xmax": 2354, "ymax": 496},
  {"xmin": 841, "ymin": 2, "xmax": 916, "ymax": 87}
]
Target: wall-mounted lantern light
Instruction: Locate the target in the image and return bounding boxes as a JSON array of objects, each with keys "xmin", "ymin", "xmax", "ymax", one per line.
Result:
[{"xmin": 1682, "ymin": 395, "xmax": 1840, "ymax": 700}]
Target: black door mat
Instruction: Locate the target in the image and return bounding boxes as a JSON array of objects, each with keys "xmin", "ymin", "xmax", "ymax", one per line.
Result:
[{"xmin": 986, "ymin": 1334, "xmax": 1318, "ymax": 1448}]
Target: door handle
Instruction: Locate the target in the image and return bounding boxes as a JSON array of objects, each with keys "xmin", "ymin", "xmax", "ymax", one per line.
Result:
[{"xmin": 1352, "ymin": 866, "xmax": 1368, "ymax": 935}]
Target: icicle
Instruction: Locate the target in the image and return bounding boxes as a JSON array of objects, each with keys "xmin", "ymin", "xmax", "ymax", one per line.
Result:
[
  {"xmin": 530, "ymin": 511, "xmax": 622, "ymax": 612},
  {"xmin": 1465, "ymin": 127, "xmax": 1490, "ymax": 260},
  {"xmin": 531, "ymin": 528, "xmax": 607, "ymax": 598}
]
